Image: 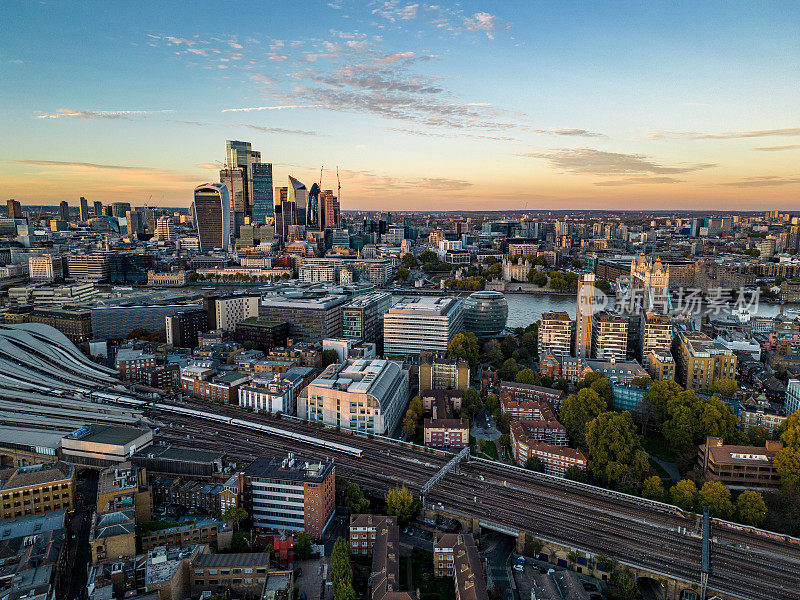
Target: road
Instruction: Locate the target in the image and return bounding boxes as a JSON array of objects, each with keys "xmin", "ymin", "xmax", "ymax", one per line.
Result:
[{"xmin": 146, "ymin": 402, "xmax": 800, "ymax": 600}]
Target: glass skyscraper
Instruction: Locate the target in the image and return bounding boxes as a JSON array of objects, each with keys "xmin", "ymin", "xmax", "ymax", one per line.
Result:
[
  {"xmin": 306, "ymin": 183, "xmax": 321, "ymax": 230},
  {"xmin": 251, "ymin": 162, "xmax": 274, "ymax": 223},
  {"xmin": 193, "ymin": 182, "xmax": 231, "ymax": 252}
]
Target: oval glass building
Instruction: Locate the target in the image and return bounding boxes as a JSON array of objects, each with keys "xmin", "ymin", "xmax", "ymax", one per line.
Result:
[{"xmin": 463, "ymin": 291, "xmax": 508, "ymax": 338}]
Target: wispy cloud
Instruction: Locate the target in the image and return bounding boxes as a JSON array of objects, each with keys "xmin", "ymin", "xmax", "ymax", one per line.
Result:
[
  {"xmin": 532, "ymin": 128, "xmax": 608, "ymax": 138},
  {"xmin": 34, "ymin": 108, "xmax": 174, "ymax": 120},
  {"xmin": 387, "ymin": 127, "xmax": 514, "ymax": 142},
  {"xmin": 719, "ymin": 175, "xmax": 800, "ymax": 187},
  {"xmin": 594, "ymin": 176, "xmax": 684, "ymax": 186},
  {"xmin": 372, "ymin": 1, "xmax": 419, "ymax": 22},
  {"xmin": 235, "ymin": 124, "xmax": 318, "ymax": 136},
  {"xmin": 16, "ymin": 159, "xmax": 198, "ymax": 182},
  {"xmin": 751, "ymin": 144, "xmax": 800, "ymax": 152},
  {"xmin": 463, "ymin": 12, "xmax": 501, "ymax": 39},
  {"xmin": 221, "ymin": 104, "xmax": 326, "ymax": 113},
  {"xmin": 414, "ymin": 177, "xmax": 471, "ymax": 191},
  {"xmin": 649, "ymin": 127, "xmax": 800, "ymax": 140},
  {"xmin": 517, "ymin": 147, "xmax": 715, "ymax": 176}
]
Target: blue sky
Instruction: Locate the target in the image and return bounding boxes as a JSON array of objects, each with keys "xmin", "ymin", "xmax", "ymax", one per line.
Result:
[{"xmin": 1, "ymin": 1, "xmax": 798, "ymax": 210}]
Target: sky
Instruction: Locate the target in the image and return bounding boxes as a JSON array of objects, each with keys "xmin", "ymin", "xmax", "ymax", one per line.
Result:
[{"xmin": 1, "ymin": 1, "xmax": 799, "ymax": 211}]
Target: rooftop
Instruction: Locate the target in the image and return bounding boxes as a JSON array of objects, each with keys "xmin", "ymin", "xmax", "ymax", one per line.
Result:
[
  {"xmin": 243, "ymin": 454, "xmax": 333, "ymax": 483},
  {"xmin": 388, "ymin": 296, "xmax": 461, "ymax": 316},
  {"xmin": 0, "ymin": 462, "xmax": 73, "ymax": 490},
  {"xmin": 65, "ymin": 424, "xmax": 151, "ymax": 446}
]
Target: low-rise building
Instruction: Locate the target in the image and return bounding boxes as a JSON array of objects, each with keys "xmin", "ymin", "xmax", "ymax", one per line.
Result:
[
  {"xmin": 0, "ymin": 462, "xmax": 74, "ymax": 520},
  {"xmin": 499, "ymin": 396, "xmax": 556, "ymax": 422},
  {"xmin": 698, "ymin": 436, "xmax": 783, "ymax": 490},
  {"xmin": 148, "ymin": 270, "xmax": 187, "ymax": 287},
  {"xmin": 190, "ymin": 552, "xmax": 272, "ymax": 596},
  {"xmin": 497, "ymin": 382, "xmax": 565, "ymax": 412},
  {"xmin": 419, "ymin": 355, "xmax": 470, "ymax": 393},
  {"xmin": 61, "ymin": 424, "xmax": 154, "ymax": 468},
  {"xmin": 115, "ymin": 347, "xmax": 157, "ymax": 382},
  {"xmin": 510, "ymin": 422, "xmax": 587, "ymax": 477},
  {"xmin": 738, "ymin": 397, "xmax": 788, "ymax": 434},
  {"xmin": 181, "ymin": 366, "xmax": 250, "ymax": 404},
  {"xmin": 423, "ymin": 395, "xmax": 469, "ymax": 448},
  {"xmin": 433, "ymin": 533, "xmax": 488, "ymax": 600},
  {"xmin": 238, "ymin": 375, "xmax": 297, "ymax": 414}
]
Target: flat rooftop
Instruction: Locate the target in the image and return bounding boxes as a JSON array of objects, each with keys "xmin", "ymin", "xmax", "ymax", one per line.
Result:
[
  {"xmin": 64, "ymin": 424, "xmax": 151, "ymax": 446},
  {"xmin": 243, "ymin": 454, "xmax": 333, "ymax": 483},
  {"xmin": 388, "ymin": 296, "xmax": 460, "ymax": 316}
]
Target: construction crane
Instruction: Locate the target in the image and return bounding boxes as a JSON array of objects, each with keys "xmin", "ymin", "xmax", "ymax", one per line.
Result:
[
  {"xmin": 34, "ymin": 206, "xmax": 44, "ymax": 226},
  {"xmin": 320, "ymin": 166, "xmax": 324, "ymax": 189}
]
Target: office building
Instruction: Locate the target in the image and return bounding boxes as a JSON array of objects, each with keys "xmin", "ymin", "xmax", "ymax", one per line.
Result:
[
  {"xmin": 419, "ymin": 355, "xmax": 470, "ymax": 392},
  {"xmin": 322, "ymin": 189, "xmax": 340, "ymax": 229},
  {"xmin": 153, "ymin": 216, "xmax": 175, "ymax": 242},
  {"xmin": 67, "ymin": 253, "xmax": 110, "ymax": 282},
  {"xmin": 27, "ymin": 255, "xmax": 63, "ymax": 281},
  {"xmin": 273, "ymin": 185, "xmax": 290, "ymax": 239},
  {"xmin": 674, "ymin": 331, "xmax": 737, "ymax": 391},
  {"xmin": 698, "ymin": 437, "xmax": 783, "ymax": 490},
  {"xmin": 300, "ymin": 358, "xmax": 410, "ymax": 434},
  {"xmin": 193, "ymin": 182, "xmax": 231, "ymax": 252},
  {"xmin": 241, "ymin": 453, "xmax": 335, "ymax": 537},
  {"xmin": 251, "ymin": 162, "xmax": 274, "ymax": 223},
  {"xmin": 79, "ymin": 196, "xmax": 89, "ymax": 222},
  {"xmin": 591, "ymin": 312, "xmax": 628, "ymax": 361},
  {"xmin": 58, "ymin": 200, "xmax": 69, "ymax": 221},
  {"xmin": 786, "ymin": 379, "xmax": 800, "ymax": 415},
  {"xmin": 259, "ymin": 293, "xmax": 348, "ymax": 342},
  {"xmin": 93, "ymin": 200, "xmax": 103, "ymax": 216},
  {"xmin": 462, "ymin": 291, "xmax": 508, "ymax": 338},
  {"xmin": 383, "ymin": 296, "xmax": 463, "ymax": 355},
  {"xmin": 6, "ymin": 198, "xmax": 22, "ymax": 219},
  {"xmin": 29, "ymin": 307, "xmax": 93, "ymax": 344},
  {"xmin": 575, "ymin": 273, "xmax": 595, "ymax": 358},
  {"xmin": 213, "ymin": 295, "xmax": 260, "ymax": 331},
  {"xmin": 233, "ymin": 317, "xmax": 289, "ymax": 351},
  {"xmin": 288, "ymin": 176, "xmax": 307, "ymax": 226},
  {"xmin": 111, "ymin": 202, "xmax": 131, "ymax": 218},
  {"xmin": 342, "ymin": 291, "xmax": 392, "ymax": 343},
  {"xmin": 0, "ymin": 462, "xmax": 75, "ymax": 520},
  {"xmin": 306, "ymin": 182, "xmax": 321, "ymax": 230},
  {"xmin": 238, "ymin": 376, "xmax": 296, "ymax": 414},
  {"xmin": 224, "ymin": 140, "xmax": 261, "ymax": 216}
]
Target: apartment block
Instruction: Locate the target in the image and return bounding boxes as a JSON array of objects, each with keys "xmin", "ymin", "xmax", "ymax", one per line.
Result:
[
  {"xmin": 674, "ymin": 331, "xmax": 738, "ymax": 390},
  {"xmin": 433, "ymin": 533, "xmax": 488, "ymax": 600},
  {"xmin": 510, "ymin": 422, "xmax": 586, "ymax": 477},
  {"xmin": 591, "ymin": 312, "xmax": 628, "ymax": 361},
  {"xmin": 115, "ymin": 348, "xmax": 156, "ymax": 382},
  {"xmin": 698, "ymin": 437, "xmax": 782, "ymax": 490},
  {"xmin": 419, "ymin": 355, "xmax": 470, "ymax": 393},
  {"xmin": 214, "ymin": 295, "xmax": 260, "ymax": 331},
  {"xmin": 538, "ymin": 311, "xmax": 572, "ymax": 358},
  {"xmin": 497, "ymin": 382, "xmax": 566, "ymax": 412}
]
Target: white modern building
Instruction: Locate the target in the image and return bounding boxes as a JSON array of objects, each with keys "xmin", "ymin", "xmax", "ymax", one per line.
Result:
[
  {"xmin": 238, "ymin": 376, "xmax": 296, "ymax": 414},
  {"xmin": 214, "ymin": 295, "xmax": 260, "ymax": 331},
  {"xmin": 383, "ymin": 296, "xmax": 463, "ymax": 356},
  {"xmin": 299, "ymin": 358, "xmax": 410, "ymax": 434}
]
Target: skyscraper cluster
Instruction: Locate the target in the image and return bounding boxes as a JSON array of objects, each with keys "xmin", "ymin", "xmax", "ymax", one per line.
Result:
[{"xmin": 199, "ymin": 140, "xmax": 340, "ymax": 248}]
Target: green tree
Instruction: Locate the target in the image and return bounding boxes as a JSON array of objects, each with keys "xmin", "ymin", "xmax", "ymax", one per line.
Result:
[
  {"xmin": 710, "ymin": 378, "xmax": 737, "ymax": 397},
  {"xmin": 774, "ymin": 446, "xmax": 800, "ymax": 491},
  {"xmin": 331, "ymin": 537, "xmax": 355, "ymax": 600},
  {"xmin": 525, "ymin": 456, "xmax": 545, "ymax": 472},
  {"xmin": 571, "ymin": 258, "xmax": 585, "ymax": 270},
  {"xmin": 515, "ymin": 368, "xmax": 538, "ymax": 385},
  {"xmin": 402, "ymin": 252, "xmax": 418, "ymax": 267},
  {"xmin": 448, "ymin": 331, "xmax": 480, "ymax": 368},
  {"xmin": 670, "ymin": 479, "xmax": 698, "ymax": 511},
  {"xmin": 294, "ymin": 531, "xmax": 313, "ymax": 559},
  {"xmin": 641, "ymin": 475, "xmax": 666, "ymax": 502},
  {"xmin": 699, "ymin": 481, "xmax": 735, "ymax": 519},
  {"xmin": 484, "ymin": 339, "xmax": 504, "ymax": 365},
  {"xmin": 564, "ymin": 465, "xmax": 587, "ymax": 482},
  {"xmin": 242, "ymin": 340, "xmax": 259, "ymax": 351},
  {"xmin": 385, "ymin": 485, "xmax": 418, "ymax": 524},
  {"xmin": 322, "ymin": 349, "xmax": 340, "ymax": 367},
  {"xmin": 736, "ymin": 490, "xmax": 767, "ymax": 526},
  {"xmin": 485, "ymin": 393, "xmax": 499, "ymax": 414},
  {"xmin": 578, "ymin": 373, "xmax": 613, "ymax": 404},
  {"xmin": 585, "ymin": 411, "xmax": 649, "ymax": 485},
  {"xmin": 779, "ymin": 410, "xmax": 800, "ymax": 448},
  {"xmin": 345, "ymin": 483, "xmax": 370, "ymax": 515},
  {"xmin": 746, "ymin": 426, "xmax": 770, "ymax": 447},
  {"xmin": 594, "ymin": 279, "xmax": 612, "ymax": 294},
  {"xmin": 222, "ymin": 506, "xmax": 248, "ymax": 531},
  {"xmin": 396, "ymin": 267, "xmax": 410, "ymax": 282},
  {"xmin": 519, "ymin": 331, "xmax": 537, "ymax": 354},
  {"xmin": 498, "ymin": 433, "xmax": 510, "ymax": 448},
  {"xmin": 498, "ymin": 358, "xmax": 519, "ymax": 381},
  {"xmin": 744, "ymin": 248, "xmax": 761, "ymax": 257},
  {"xmin": 461, "ymin": 388, "xmax": 482, "ymax": 418},
  {"xmin": 559, "ymin": 387, "xmax": 607, "ymax": 444},
  {"xmin": 609, "ymin": 566, "xmax": 642, "ymax": 600}
]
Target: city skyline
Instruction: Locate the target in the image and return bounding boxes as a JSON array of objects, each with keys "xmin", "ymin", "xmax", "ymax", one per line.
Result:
[{"xmin": 2, "ymin": 1, "xmax": 799, "ymax": 210}]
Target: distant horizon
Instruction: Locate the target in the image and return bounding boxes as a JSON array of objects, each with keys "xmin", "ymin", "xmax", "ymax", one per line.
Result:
[{"xmin": 2, "ymin": 1, "xmax": 798, "ymax": 210}]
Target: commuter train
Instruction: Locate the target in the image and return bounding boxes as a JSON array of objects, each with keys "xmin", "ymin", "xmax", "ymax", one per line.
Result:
[{"xmin": 89, "ymin": 391, "xmax": 364, "ymax": 457}]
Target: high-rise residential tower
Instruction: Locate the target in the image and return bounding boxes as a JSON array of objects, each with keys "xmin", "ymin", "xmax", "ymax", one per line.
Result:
[
  {"xmin": 575, "ymin": 272, "xmax": 595, "ymax": 358},
  {"xmin": 192, "ymin": 182, "xmax": 231, "ymax": 252},
  {"xmin": 79, "ymin": 197, "xmax": 89, "ymax": 222}
]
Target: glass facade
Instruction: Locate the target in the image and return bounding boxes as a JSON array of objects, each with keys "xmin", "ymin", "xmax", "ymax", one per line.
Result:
[
  {"xmin": 463, "ymin": 291, "xmax": 508, "ymax": 338},
  {"xmin": 251, "ymin": 162, "xmax": 274, "ymax": 223}
]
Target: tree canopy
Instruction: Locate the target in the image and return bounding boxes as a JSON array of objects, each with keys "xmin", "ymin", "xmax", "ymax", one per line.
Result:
[
  {"xmin": 448, "ymin": 331, "xmax": 480, "ymax": 368},
  {"xmin": 670, "ymin": 479, "xmax": 698, "ymax": 511},
  {"xmin": 736, "ymin": 490, "xmax": 767, "ymax": 526},
  {"xmin": 385, "ymin": 485, "xmax": 418, "ymax": 524},
  {"xmin": 585, "ymin": 411, "xmax": 649, "ymax": 486},
  {"xmin": 699, "ymin": 481, "xmax": 735, "ymax": 519},
  {"xmin": 559, "ymin": 387, "xmax": 607, "ymax": 446}
]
